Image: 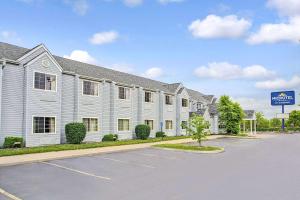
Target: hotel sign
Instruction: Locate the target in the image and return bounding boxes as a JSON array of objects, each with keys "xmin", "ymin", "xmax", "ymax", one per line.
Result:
[{"xmin": 271, "ymin": 91, "xmax": 295, "ymax": 106}]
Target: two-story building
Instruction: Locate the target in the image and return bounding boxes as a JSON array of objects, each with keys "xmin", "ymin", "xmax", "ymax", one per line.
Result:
[{"xmin": 0, "ymin": 42, "xmax": 218, "ymax": 147}]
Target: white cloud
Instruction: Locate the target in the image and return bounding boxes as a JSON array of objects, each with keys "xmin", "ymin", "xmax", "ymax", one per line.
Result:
[
  {"xmin": 109, "ymin": 63, "xmax": 135, "ymax": 73},
  {"xmin": 142, "ymin": 67, "xmax": 164, "ymax": 79},
  {"xmin": 255, "ymin": 75, "xmax": 300, "ymax": 89},
  {"xmin": 267, "ymin": 0, "xmax": 300, "ymax": 17},
  {"xmin": 188, "ymin": 15, "xmax": 251, "ymax": 39},
  {"xmin": 89, "ymin": 31, "xmax": 119, "ymax": 45},
  {"xmin": 0, "ymin": 30, "xmax": 21, "ymax": 43},
  {"xmin": 64, "ymin": 50, "xmax": 97, "ymax": 64},
  {"xmin": 158, "ymin": 0, "xmax": 184, "ymax": 5},
  {"xmin": 194, "ymin": 62, "xmax": 275, "ymax": 80},
  {"xmin": 123, "ymin": 0, "xmax": 143, "ymax": 7},
  {"xmin": 247, "ymin": 16, "xmax": 300, "ymax": 44},
  {"xmin": 64, "ymin": 0, "xmax": 89, "ymax": 16}
]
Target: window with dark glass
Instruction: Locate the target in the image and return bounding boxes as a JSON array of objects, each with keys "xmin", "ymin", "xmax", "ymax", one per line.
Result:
[
  {"xmin": 33, "ymin": 117, "xmax": 55, "ymax": 133},
  {"xmin": 119, "ymin": 87, "xmax": 130, "ymax": 99},
  {"xmin": 83, "ymin": 118, "xmax": 98, "ymax": 132},
  {"xmin": 165, "ymin": 95, "xmax": 173, "ymax": 105},
  {"xmin": 83, "ymin": 81, "xmax": 98, "ymax": 96},
  {"xmin": 34, "ymin": 72, "xmax": 56, "ymax": 91},
  {"xmin": 145, "ymin": 91, "xmax": 153, "ymax": 103},
  {"xmin": 182, "ymin": 98, "xmax": 188, "ymax": 107}
]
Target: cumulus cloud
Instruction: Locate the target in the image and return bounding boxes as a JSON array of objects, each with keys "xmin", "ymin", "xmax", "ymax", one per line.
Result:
[
  {"xmin": 255, "ymin": 75, "xmax": 300, "ymax": 89},
  {"xmin": 142, "ymin": 67, "xmax": 164, "ymax": 79},
  {"xmin": 64, "ymin": 50, "xmax": 97, "ymax": 64},
  {"xmin": 123, "ymin": 0, "xmax": 143, "ymax": 7},
  {"xmin": 267, "ymin": 0, "xmax": 300, "ymax": 17},
  {"xmin": 89, "ymin": 31, "xmax": 119, "ymax": 45},
  {"xmin": 194, "ymin": 62, "xmax": 275, "ymax": 80},
  {"xmin": 188, "ymin": 15, "xmax": 251, "ymax": 39},
  {"xmin": 109, "ymin": 63, "xmax": 135, "ymax": 73},
  {"xmin": 247, "ymin": 16, "xmax": 300, "ymax": 44},
  {"xmin": 64, "ymin": 0, "xmax": 89, "ymax": 16},
  {"xmin": 158, "ymin": 0, "xmax": 184, "ymax": 5},
  {"xmin": 0, "ymin": 30, "xmax": 21, "ymax": 44}
]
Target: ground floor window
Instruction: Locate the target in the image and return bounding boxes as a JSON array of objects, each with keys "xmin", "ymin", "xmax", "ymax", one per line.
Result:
[
  {"xmin": 118, "ymin": 119, "xmax": 130, "ymax": 131},
  {"xmin": 145, "ymin": 120, "xmax": 154, "ymax": 130},
  {"xmin": 181, "ymin": 121, "xmax": 187, "ymax": 129},
  {"xmin": 83, "ymin": 118, "xmax": 98, "ymax": 132},
  {"xmin": 165, "ymin": 120, "xmax": 173, "ymax": 130},
  {"xmin": 33, "ymin": 117, "xmax": 56, "ymax": 133}
]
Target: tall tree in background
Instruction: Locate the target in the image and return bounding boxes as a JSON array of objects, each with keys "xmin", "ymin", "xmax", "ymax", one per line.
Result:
[
  {"xmin": 287, "ymin": 110, "xmax": 300, "ymax": 127},
  {"xmin": 218, "ymin": 96, "xmax": 244, "ymax": 134},
  {"xmin": 256, "ymin": 112, "xmax": 270, "ymax": 130},
  {"xmin": 270, "ymin": 118, "xmax": 281, "ymax": 128}
]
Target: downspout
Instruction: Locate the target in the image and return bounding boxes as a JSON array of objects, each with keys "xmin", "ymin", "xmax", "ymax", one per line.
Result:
[
  {"xmin": 22, "ymin": 63, "xmax": 27, "ymax": 145},
  {"xmin": 0, "ymin": 60, "xmax": 5, "ymax": 144}
]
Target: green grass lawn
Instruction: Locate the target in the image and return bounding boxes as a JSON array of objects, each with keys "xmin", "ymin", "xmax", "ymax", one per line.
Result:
[
  {"xmin": 153, "ymin": 143, "xmax": 223, "ymax": 152},
  {"xmin": 0, "ymin": 136, "xmax": 190, "ymax": 157}
]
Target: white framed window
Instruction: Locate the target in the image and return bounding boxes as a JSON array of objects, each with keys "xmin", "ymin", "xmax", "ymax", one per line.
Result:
[
  {"xmin": 83, "ymin": 118, "xmax": 98, "ymax": 132},
  {"xmin": 118, "ymin": 119, "xmax": 130, "ymax": 131},
  {"xmin": 145, "ymin": 120, "xmax": 154, "ymax": 130},
  {"xmin": 165, "ymin": 120, "xmax": 173, "ymax": 130},
  {"xmin": 34, "ymin": 72, "xmax": 56, "ymax": 91},
  {"xmin": 83, "ymin": 80, "xmax": 99, "ymax": 96},
  {"xmin": 119, "ymin": 87, "xmax": 130, "ymax": 99},
  {"xmin": 182, "ymin": 98, "xmax": 188, "ymax": 107},
  {"xmin": 145, "ymin": 91, "xmax": 154, "ymax": 103},
  {"xmin": 33, "ymin": 116, "xmax": 56, "ymax": 134},
  {"xmin": 165, "ymin": 95, "xmax": 173, "ymax": 105}
]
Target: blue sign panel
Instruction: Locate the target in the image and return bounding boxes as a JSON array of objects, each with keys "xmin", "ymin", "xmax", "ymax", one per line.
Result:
[{"xmin": 271, "ymin": 91, "xmax": 295, "ymax": 106}]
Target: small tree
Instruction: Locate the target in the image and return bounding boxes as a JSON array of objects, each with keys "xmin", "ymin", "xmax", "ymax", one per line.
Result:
[
  {"xmin": 287, "ymin": 110, "xmax": 300, "ymax": 127},
  {"xmin": 135, "ymin": 124, "xmax": 151, "ymax": 140},
  {"xmin": 65, "ymin": 122, "xmax": 86, "ymax": 144},
  {"xmin": 183, "ymin": 114, "xmax": 210, "ymax": 146},
  {"xmin": 270, "ymin": 118, "xmax": 281, "ymax": 128}
]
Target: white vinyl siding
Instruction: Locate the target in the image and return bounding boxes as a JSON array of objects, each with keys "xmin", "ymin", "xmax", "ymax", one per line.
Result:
[
  {"xmin": 83, "ymin": 118, "xmax": 98, "ymax": 132},
  {"xmin": 34, "ymin": 72, "xmax": 56, "ymax": 91},
  {"xmin": 83, "ymin": 80, "xmax": 99, "ymax": 96},
  {"xmin": 118, "ymin": 119, "xmax": 130, "ymax": 131},
  {"xmin": 33, "ymin": 117, "xmax": 56, "ymax": 134}
]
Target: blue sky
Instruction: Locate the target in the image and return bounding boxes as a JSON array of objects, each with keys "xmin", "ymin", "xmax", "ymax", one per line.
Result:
[{"xmin": 1, "ymin": 0, "xmax": 299, "ymax": 118}]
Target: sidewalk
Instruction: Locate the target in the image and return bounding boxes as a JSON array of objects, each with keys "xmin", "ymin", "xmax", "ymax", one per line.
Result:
[{"xmin": 0, "ymin": 134, "xmax": 265, "ymax": 167}]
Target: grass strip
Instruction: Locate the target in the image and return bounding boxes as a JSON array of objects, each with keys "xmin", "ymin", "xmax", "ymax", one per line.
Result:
[
  {"xmin": 0, "ymin": 136, "xmax": 190, "ymax": 157},
  {"xmin": 153, "ymin": 143, "xmax": 223, "ymax": 152}
]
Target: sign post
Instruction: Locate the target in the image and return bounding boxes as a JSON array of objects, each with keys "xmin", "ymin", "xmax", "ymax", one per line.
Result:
[{"xmin": 271, "ymin": 91, "xmax": 295, "ymax": 131}]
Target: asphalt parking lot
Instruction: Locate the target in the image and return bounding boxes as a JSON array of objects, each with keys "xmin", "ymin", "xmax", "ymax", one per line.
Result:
[{"xmin": 1, "ymin": 134, "xmax": 300, "ymax": 200}]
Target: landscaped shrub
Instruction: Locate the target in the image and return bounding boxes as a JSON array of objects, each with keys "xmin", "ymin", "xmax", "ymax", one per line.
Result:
[
  {"xmin": 155, "ymin": 131, "xmax": 166, "ymax": 138},
  {"xmin": 102, "ymin": 134, "xmax": 118, "ymax": 142},
  {"xmin": 135, "ymin": 124, "xmax": 150, "ymax": 140},
  {"xmin": 65, "ymin": 123, "xmax": 86, "ymax": 144},
  {"xmin": 3, "ymin": 137, "xmax": 24, "ymax": 148}
]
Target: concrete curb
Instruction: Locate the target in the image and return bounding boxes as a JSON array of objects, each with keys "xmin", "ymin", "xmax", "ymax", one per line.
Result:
[{"xmin": 153, "ymin": 147, "xmax": 225, "ymax": 154}]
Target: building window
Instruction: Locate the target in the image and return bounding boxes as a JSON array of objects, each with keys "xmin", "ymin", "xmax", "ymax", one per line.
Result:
[
  {"xmin": 83, "ymin": 80, "xmax": 99, "ymax": 96},
  {"xmin": 181, "ymin": 121, "xmax": 187, "ymax": 129},
  {"xmin": 34, "ymin": 72, "xmax": 56, "ymax": 91},
  {"xmin": 83, "ymin": 118, "xmax": 98, "ymax": 132},
  {"xmin": 119, "ymin": 87, "xmax": 130, "ymax": 99},
  {"xmin": 165, "ymin": 95, "xmax": 173, "ymax": 105},
  {"xmin": 165, "ymin": 120, "xmax": 173, "ymax": 130},
  {"xmin": 145, "ymin": 91, "xmax": 154, "ymax": 103},
  {"xmin": 145, "ymin": 120, "xmax": 154, "ymax": 130},
  {"xmin": 33, "ymin": 117, "xmax": 56, "ymax": 133},
  {"xmin": 118, "ymin": 119, "xmax": 130, "ymax": 131},
  {"xmin": 182, "ymin": 98, "xmax": 188, "ymax": 107}
]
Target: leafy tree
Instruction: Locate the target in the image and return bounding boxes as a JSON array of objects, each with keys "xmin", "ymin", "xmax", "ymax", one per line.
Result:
[
  {"xmin": 183, "ymin": 114, "xmax": 209, "ymax": 146},
  {"xmin": 270, "ymin": 118, "xmax": 281, "ymax": 128},
  {"xmin": 218, "ymin": 96, "xmax": 244, "ymax": 134},
  {"xmin": 287, "ymin": 110, "xmax": 300, "ymax": 127},
  {"xmin": 256, "ymin": 112, "xmax": 270, "ymax": 130}
]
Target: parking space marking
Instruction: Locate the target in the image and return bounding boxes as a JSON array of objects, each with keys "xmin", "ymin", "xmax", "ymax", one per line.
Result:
[
  {"xmin": 100, "ymin": 157, "xmax": 156, "ymax": 169},
  {"xmin": 40, "ymin": 161, "xmax": 111, "ymax": 181},
  {"xmin": 131, "ymin": 152, "xmax": 177, "ymax": 160},
  {"xmin": 0, "ymin": 188, "xmax": 22, "ymax": 200}
]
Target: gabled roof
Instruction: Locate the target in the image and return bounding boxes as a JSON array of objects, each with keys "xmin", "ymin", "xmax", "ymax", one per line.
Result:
[
  {"xmin": 187, "ymin": 89, "xmax": 212, "ymax": 104},
  {"xmin": 163, "ymin": 83, "xmax": 181, "ymax": 93},
  {"xmin": 244, "ymin": 110, "xmax": 256, "ymax": 120}
]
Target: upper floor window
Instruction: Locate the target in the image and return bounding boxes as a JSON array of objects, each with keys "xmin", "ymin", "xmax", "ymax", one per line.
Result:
[
  {"xmin": 145, "ymin": 91, "xmax": 154, "ymax": 103},
  {"xmin": 145, "ymin": 120, "xmax": 154, "ymax": 130},
  {"xmin": 182, "ymin": 98, "xmax": 188, "ymax": 107},
  {"xmin": 83, "ymin": 80, "xmax": 99, "ymax": 96},
  {"xmin": 83, "ymin": 118, "xmax": 98, "ymax": 132},
  {"xmin": 33, "ymin": 116, "xmax": 56, "ymax": 134},
  {"xmin": 197, "ymin": 103, "xmax": 205, "ymax": 110},
  {"xmin": 165, "ymin": 95, "xmax": 173, "ymax": 105},
  {"xmin": 119, "ymin": 87, "xmax": 130, "ymax": 99},
  {"xmin": 34, "ymin": 72, "xmax": 56, "ymax": 91}
]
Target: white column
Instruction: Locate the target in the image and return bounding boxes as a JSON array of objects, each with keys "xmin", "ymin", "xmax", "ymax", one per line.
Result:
[
  {"xmin": 254, "ymin": 120, "xmax": 257, "ymax": 135},
  {"xmin": 250, "ymin": 120, "xmax": 253, "ymax": 135},
  {"xmin": 243, "ymin": 120, "xmax": 246, "ymax": 134}
]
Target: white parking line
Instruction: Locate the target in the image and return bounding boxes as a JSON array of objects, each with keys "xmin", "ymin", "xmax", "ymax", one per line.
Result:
[
  {"xmin": 132, "ymin": 152, "xmax": 177, "ymax": 160},
  {"xmin": 40, "ymin": 161, "xmax": 111, "ymax": 181},
  {"xmin": 0, "ymin": 187, "xmax": 22, "ymax": 200},
  {"xmin": 101, "ymin": 157, "xmax": 156, "ymax": 169}
]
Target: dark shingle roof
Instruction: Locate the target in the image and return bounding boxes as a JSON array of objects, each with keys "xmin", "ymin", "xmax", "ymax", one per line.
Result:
[
  {"xmin": 163, "ymin": 83, "xmax": 181, "ymax": 93},
  {"xmin": 208, "ymin": 103, "xmax": 218, "ymax": 115},
  {"xmin": 0, "ymin": 42, "xmax": 28, "ymax": 60},
  {"xmin": 187, "ymin": 89, "xmax": 211, "ymax": 103}
]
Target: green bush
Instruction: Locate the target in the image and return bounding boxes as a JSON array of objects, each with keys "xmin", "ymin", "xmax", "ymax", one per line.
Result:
[
  {"xmin": 3, "ymin": 137, "xmax": 24, "ymax": 148},
  {"xmin": 155, "ymin": 131, "xmax": 166, "ymax": 138},
  {"xmin": 102, "ymin": 134, "xmax": 118, "ymax": 142},
  {"xmin": 65, "ymin": 123, "xmax": 86, "ymax": 144},
  {"xmin": 135, "ymin": 124, "xmax": 150, "ymax": 140}
]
